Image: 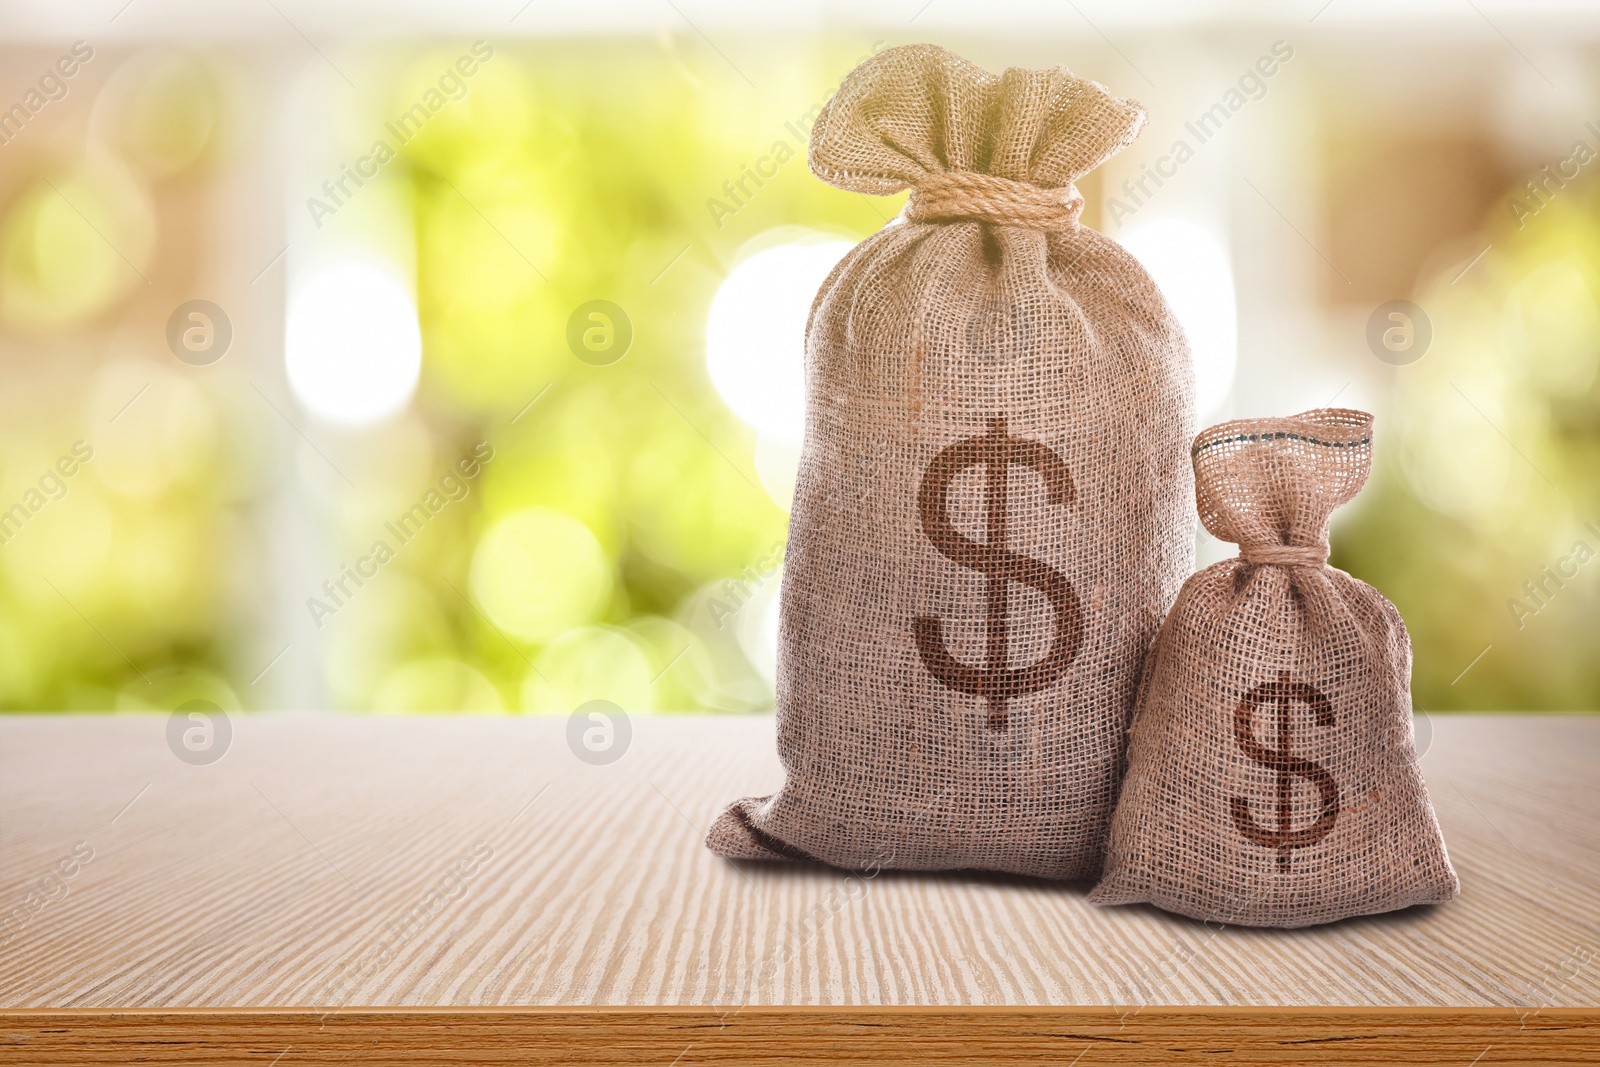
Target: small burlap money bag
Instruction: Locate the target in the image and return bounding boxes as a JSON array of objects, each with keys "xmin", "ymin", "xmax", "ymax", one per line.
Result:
[
  {"xmin": 705, "ymin": 44, "xmax": 1195, "ymax": 878},
  {"xmin": 1089, "ymin": 409, "xmax": 1458, "ymax": 926}
]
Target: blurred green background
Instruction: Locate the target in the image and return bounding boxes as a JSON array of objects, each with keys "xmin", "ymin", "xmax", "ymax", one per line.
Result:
[{"xmin": 0, "ymin": 17, "xmax": 1595, "ymax": 713}]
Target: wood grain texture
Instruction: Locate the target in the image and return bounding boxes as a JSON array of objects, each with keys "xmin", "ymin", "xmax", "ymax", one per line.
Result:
[
  {"xmin": 1, "ymin": 1007, "xmax": 1596, "ymax": 1066},
  {"xmin": 1, "ymin": 715, "xmax": 1596, "ymax": 1062}
]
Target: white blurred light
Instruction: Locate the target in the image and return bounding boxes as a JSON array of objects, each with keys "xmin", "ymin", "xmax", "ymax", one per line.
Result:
[
  {"xmin": 705, "ymin": 238, "xmax": 853, "ymax": 443},
  {"xmin": 753, "ymin": 433, "xmax": 802, "ymax": 511},
  {"xmin": 285, "ymin": 261, "xmax": 422, "ymax": 426},
  {"xmin": 1119, "ymin": 219, "xmax": 1237, "ymax": 419},
  {"xmin": 733, "ymin": 567, "xmax": 783, "ymax": 686}
]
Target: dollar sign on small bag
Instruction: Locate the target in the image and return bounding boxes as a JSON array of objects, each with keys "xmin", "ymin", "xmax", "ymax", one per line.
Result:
[
  {"xmin": 912, "ymin": 416, "xmax": 1084, "ymax": 731},
  {"xmin": 1229, "ymin": 671, "xmax": 1341, "ymax": 870}
]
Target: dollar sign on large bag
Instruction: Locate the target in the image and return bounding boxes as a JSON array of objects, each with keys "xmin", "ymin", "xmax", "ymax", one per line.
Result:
[
  {"xmin": 912, "ymin": 416, "xmax": 1083, "ymax": 731},
  {"xmin": 704, "ymin": 44, "xmax": 1198, "ymax": 879},
  {"xmin": 1229, "ymin": 671, "xmax": 1340, "ymax": 870}
]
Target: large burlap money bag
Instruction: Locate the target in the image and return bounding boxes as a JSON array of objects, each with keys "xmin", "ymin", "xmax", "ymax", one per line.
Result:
[
  {"xmin": 705, "ymin": 44, "xmax": 1196, "ymax": 878},
  {"xmin": 1089, "ymin": 409, "xmax": 1458, "ymax": 926}
]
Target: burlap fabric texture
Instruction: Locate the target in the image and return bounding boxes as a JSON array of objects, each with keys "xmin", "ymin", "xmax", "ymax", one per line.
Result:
[
  {"xmin": 1089, "ymin": 408, "xmax": 1459, "ymax": 926},
  {"xmin": 706, "ymin": 44, "xmax": 1196, "ymax": 878}
]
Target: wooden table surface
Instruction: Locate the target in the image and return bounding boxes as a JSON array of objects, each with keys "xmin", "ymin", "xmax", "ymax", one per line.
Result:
[{"xmin": 1, "ymin": 713, "xmax": 1596, "ymax": 1065}]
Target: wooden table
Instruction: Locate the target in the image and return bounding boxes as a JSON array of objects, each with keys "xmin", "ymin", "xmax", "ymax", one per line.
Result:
[{"xmin": 1, "ymin": 713, "xmax": 1595, "ymax": 1065}]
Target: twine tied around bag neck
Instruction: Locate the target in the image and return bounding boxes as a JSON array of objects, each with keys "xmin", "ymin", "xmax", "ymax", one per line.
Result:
[
  {"xmin": 905, "ymin": 171, "xmax": 1084, "ymax": 229},
  {"xmin": 1238, "ymin": 543, "xmax": 1330, "ymax": 567}
]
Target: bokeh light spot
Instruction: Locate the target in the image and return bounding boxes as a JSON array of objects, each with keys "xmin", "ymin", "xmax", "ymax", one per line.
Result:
[
  {"xmin": 754, "ymin": 434, "xmax": 802, "ymax": 511},
  {"xmin": 0, "ymin": 165, "xmax": 155, "ymax": 332},
  {"xmin": 1120, "ymin": 219, "xmax": 1237, "ymax": 419},
  {"xmin": 91, "ymin": 53, "xmax": 220, "ymax": 177},
  {"xmin": 371, "ymin": 657, "xmax": 504, "ymax": 712},
  {"xmin": 520, "ymin": 625, "xmax": 656, "ymax": 713},
  {"xmin": 705, "ymin": 237, "xmax": 853, "ymax": 443},
  {"xmin": 469, "ymin": 506, "xmax": 612, "ymax": 643},
  {"xmin": 286, "ymin": 261, "xmax": 422, "ymax": 426},
  {"xmin": 90, "ymin": 360, "xmax": 218, "ymax": 498}
]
